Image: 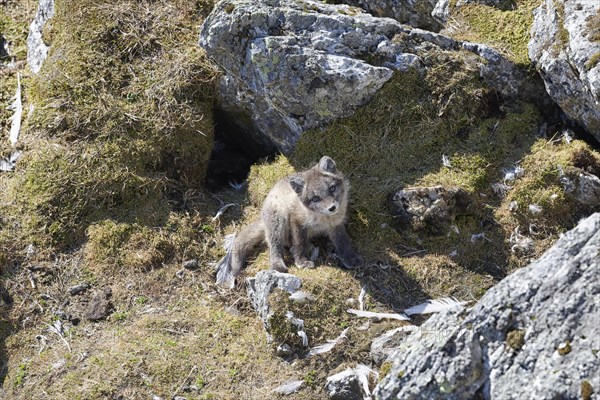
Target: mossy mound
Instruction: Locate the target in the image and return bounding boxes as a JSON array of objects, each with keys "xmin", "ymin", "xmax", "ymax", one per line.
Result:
[
  {"xmin": 446, "ymin": 0, "xmax": 540, "ymax": 67},
  {"xmin": 1, "ymin": 0, "xmax": 219, "ymax": 252}
]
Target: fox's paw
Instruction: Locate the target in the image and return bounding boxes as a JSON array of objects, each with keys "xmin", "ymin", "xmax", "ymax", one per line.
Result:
[
  {"xmin": 295, "ymin": 259, "xmax": 315, "ymax": 269},
  {"xmin": 270, "ymin": 259, "xmax": 288, "ymax": 273}
]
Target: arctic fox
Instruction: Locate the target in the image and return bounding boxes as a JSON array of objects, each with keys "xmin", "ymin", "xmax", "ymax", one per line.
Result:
[{"xmin": 216, "ymin": 156, "xmax": 363, "ymax": 287}]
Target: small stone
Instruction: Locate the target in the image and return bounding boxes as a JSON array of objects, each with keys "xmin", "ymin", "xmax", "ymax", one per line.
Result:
[
  {"xmin": 85, "ymin": 287, "xmax": 113, "ymax": 321},
  {"xmin": 68, "ymin": 283, "xmax": 90, "ymax": 295},
  {"xmin": 276, "ymin": 343, "xmax": 293, "ymax": 357},
  {"xmin": 182, "ymin": 259, "xmax": 198, "ymax": 270},
  {"xmin": 325, "ymin": 368, "xmax": 363, "ymax": 400}
]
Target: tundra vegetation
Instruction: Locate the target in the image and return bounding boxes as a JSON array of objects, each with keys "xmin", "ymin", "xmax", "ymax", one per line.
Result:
[{"xmin": 0, "ymin": 0, "xmax": 598, "ymax": 399}]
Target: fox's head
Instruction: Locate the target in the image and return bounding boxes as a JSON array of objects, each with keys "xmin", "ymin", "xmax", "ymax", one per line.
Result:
[{"xmin": 289, "ymin": 156, "xmax": 347, "ymax": 216}]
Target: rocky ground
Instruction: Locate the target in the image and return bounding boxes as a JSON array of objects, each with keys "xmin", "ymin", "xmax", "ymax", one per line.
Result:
[{"xmin": 0, "ymin": 0, "xmax": 598, "ymax": 399}]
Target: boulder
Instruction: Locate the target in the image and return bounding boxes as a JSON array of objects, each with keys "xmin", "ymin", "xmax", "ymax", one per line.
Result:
[
  {"xmin": 389, "ymin": 186, "xmax": 472, "ymax": 234},
  {"xmin": 247, "ymin": 270, "xmax": 303, "ymax": 325},
  {"xmin": 200, "ymin": 0, "xmax": 541, "ymax": 154},
  {"xmin": 529, "ymin": 0, "xmax": 600, "ymax": 142},
  {"xmin": 370, "ymin": 326, "xmax": 417, "ymax": 365},
  {"xmin": 27, "ymin": 0, "xmax": 55, "ymax": 74},
  {"xmin": 335, "ymin": 0, "xmax": 443, "ymax": 32},
  {"xmin": 375, "ymin": 212, "xmax": 600, "ymax": 399}
]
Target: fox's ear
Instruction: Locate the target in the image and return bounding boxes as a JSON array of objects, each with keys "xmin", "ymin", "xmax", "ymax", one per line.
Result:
[
  {"xmin": 319, "ymin": 156, "xmax": 337, "ymax": 174},
  {"xmin": 289, "ymin": 175, "xmax": 305, "ymax": 195}
]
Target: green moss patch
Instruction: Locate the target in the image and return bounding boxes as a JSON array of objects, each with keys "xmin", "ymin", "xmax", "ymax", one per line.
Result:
[
  {"xmin": 1, "ymin": 0, "xmax": 219, "ymax": 252},
  {"xmin": 448, "ymin": 0, "xmax": 540, "ymax": 66}
]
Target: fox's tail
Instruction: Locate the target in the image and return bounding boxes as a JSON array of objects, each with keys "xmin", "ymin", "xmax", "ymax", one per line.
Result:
[{"xmin": 215, "ymin": 221, "xmax": 265, "ymax": 288}]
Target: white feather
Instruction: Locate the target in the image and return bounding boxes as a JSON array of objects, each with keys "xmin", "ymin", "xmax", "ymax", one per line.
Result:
[
  {"xmin": 289, "ymin": 291, "xmax": 315, "ymax": 303},
  {"xmin": 347, "ymin": 309, "xmax": 411, "ymax": 321},
  {"xmin": 297, "ymin": 330, "xmax": 309, "ymax": 347},
  {"xmin": 228, "ymin": 179, "xmax": 245, "ymax": 190},
  {"xmin": 307, "ymin": 328, "xmax": 348, "ymax": 357},
  {"xmin": 528, "ymin": 204, "xmax": 542, "ymax": 214},
  {"xmin": 286, "ymin": 311, "xmax": 309, "ymax": 347},
  {"xmin": 211, "ymin": 203, "xmax": 236, "ymax": 221},
  {"xmin": 8, "ymin": 73, "xmax": 22, "ymax": 146},
  {"xmin": 273, "ymin": 380, "xmax": 304, "ymax": 395},
  {"xmin": 358, "ymin": 285, "xmax": 367, "ymax": 311},
  {"xmin": 215, "ymin": 233, "xmax": 236, "ymax": 288},
  {"xmin": 442, "ymin": 154, "xmax": 451, "ymax": 168},
  {"xmin": 404, "ymin": 297, "xmax": 467, "ymax": 316},
  {"xmin": 354, "ymin": 364, "xmax": 378, "ymax": 397},
  {"xmin": 470, "ymin": 233, "xmax": 487, "ymax": 243}
]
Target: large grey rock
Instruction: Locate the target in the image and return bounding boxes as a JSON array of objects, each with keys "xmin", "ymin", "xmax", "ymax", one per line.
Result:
[
  {"xmin": 529, "ymin": 0, "xmax": 600, "ymax": 141},
  {"xmin": 200, "ymin": 0, "xmax": 541, "ymax": 154},
  {"xmin": 247, "ymin": 269, "xmax": 302, "ymax": 327},
  {"xmin": 375, "ymin": 212, "xmax": 600, "ymax": 399},
  {"xmin": 370, "ymin": 326, "xmax": 417, "ymax": 365},
  {"xmin": 336, "ymin": 0, "xmax": 443, "ymax": 32},
  {"xmin": 27, "ymin": 0, "xmax": 55, "ymax": 74}
]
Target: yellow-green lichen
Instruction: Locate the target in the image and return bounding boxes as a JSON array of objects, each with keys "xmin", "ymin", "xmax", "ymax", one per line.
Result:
[
  {"xmin": 581, "ymin": 380, "xmax": 594, "ymax": 400},
  {"xmin": 506, "ymin": 329, "xmax": 525, "ymax": 350}
]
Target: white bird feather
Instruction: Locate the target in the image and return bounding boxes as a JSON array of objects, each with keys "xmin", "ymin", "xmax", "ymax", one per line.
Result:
[
  {"xmin": 347, "ymin": 309, "xmax": 411, "ymax": 321},
  {"xmin": 358, "ymin": 285, "xmax": 367, "ymax": 311},
  {"xmin": 289, "ymin": 291, "xmax": 316, "ymax": 303},
  {"xmin": 8, "ymin": 73, "xmax": 22, "ymax": 146},
  {"xmin": 273, "ymin": 380, "xmax": 304, "ymax": 395},
  {"xmin": 307, "ymin": 328, "xmax": 348, "ymax": 357},
  {"xmin": 404, "ymin": 297, "xmax": 467, "ymax": 316},
  {"xmin": 211, "ymin": 203, "xmax": 236, "ymax": 222}
]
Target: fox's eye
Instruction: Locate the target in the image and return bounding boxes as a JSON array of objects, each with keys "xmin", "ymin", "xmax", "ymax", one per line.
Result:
[
  {"xmin": 311, "ymin": 196, "xmax": 321, "ymax": 203},
  {"xmin": 329, "ymin": 185, "xmax": 336, "ymax": 193}
]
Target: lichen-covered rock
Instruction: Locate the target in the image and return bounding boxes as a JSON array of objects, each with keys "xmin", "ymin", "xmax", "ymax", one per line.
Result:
[
  {"xmin": 370, "ymin": 326, "xmax": 417, "ymax": 365},
  {"xmin": 27, "ymin": 0, "xmax": 55, "ymax": 74},
  {"xmin": 336, "ymin": 0, "xmax": 443, "ymax": 32},
  {"xmin": 529, "ymin": 0, "xmax": 600, "ymax": 141},
  {"xmin": 247, "ymin": 269, "xmax": 302, "ymax": 328},
  {"xmin": 375, "ymin": 212, "xmax": 600, "ymax": 400},
  {"xmin": 389, "ymin": 186, "xmax": 472, "ymax": 234},
  {"xmin": 200, "ymin": 0, "xmax": 541, "ymax": 154}
]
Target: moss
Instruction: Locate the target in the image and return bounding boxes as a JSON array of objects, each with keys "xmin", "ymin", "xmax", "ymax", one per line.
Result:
[
  {"xmin": 585, "ymin": 53, "xmax": 600, "ymax": 71},
  {"xmin": 557, "ymin": 340, "xmax": 571, "ymax": 356},
  {"xmin": 497, "ymin": 140, "xmax": 597, "ymax": 241},
  {"xmin": 247, "ymin": 155, "xmax": 296, "ymax": 206},
  {"xmin": 554, "ymin": 0, "xmax": 570, "ymax": 52},
  {"xmin": 581, "ymin": 380, "xmax": 594, "ymax": 400},
  {"xmin": 14, "ymin": 361, "xmax": 28, "ymax": 387},
  {"xmin": 4, "ymin": 0, "xmax": 219, "ymax": 250},
  {"xmin": 587, "ymin": 9, "xmax": 600, "ymax": 42},
  {"xmin": 451, "ymin": 0, "xmax": 540, "ymax": 66},
  {"xmin": 379, "ymin": 362, "xmax": 393, "ymax": 379},
  {"xmin": 506, "ymin": 329, "xmax": 525, "ymax": 350}
]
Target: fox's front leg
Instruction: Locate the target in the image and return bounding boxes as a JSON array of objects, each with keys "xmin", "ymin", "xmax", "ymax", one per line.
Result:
[
  {"xmin": 329, "ymin": 225, "xmax": 364, "ymax": 269},
  {"xmin": 291, "ymin": 224, "xmax": 315, "ymax": 269},
  {"xmin": 264, "ymin": 212, "xmax": 288, "ymax": 273}
]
